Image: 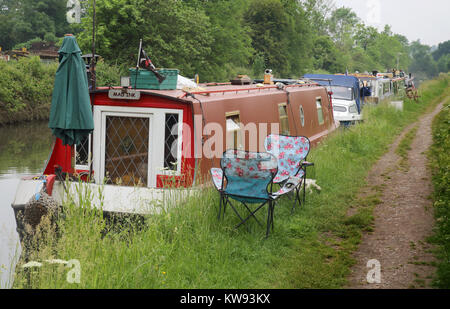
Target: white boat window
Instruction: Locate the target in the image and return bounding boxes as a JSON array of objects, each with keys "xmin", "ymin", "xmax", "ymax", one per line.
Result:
[
  {"xmin": 278, "ymin": 103, "xmax": 290, "ymax": 135},
  {"xmin": 333, "ymin": 105, "xmax": 347, "ymax": 112},
  {"xmin": 316, "ymin": 97, "xmax": 324, "ymax": 125},
  {"xmin": 383, "ymin": 82, "xmax": 390, "ymax": 94},
  {"xmin": 328, "ymin": 86, "xmax": 353, "ymax": 101},
  {"xmin": 299, "ymin": 105, "xmax": 305, "ymax": 127},
  {"xmin": 226, "ymin": 111, "xmax": 242, "ymax": 150}
]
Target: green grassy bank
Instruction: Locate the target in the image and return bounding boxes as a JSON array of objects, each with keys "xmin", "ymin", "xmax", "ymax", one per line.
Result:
[
  {"xmin": 12, "ymin": 74, "xmax": 450, "ymax": 289},
  {"xmin": 429, "ymin": 89, "xmax": 450, "ymax": 288}
]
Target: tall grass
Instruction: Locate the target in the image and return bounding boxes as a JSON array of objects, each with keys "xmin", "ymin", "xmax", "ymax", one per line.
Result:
[
  {"xmin": 12, "ymin": 74, "xmax": 450, "ymax": 289},
  {"xmin": 429, "ymin": 91, "xmax": 450, "ymax": 288}
]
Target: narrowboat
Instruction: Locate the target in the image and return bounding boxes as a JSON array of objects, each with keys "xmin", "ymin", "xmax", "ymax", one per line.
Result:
[
  {"xmin": 11, "ymin": 72, "xmax": 338, "ymax": 230},
  {"xmin": 354, "ymin": 75, "xmax": 394, "ymax": 104},
  {"xmin": 391, "ymin": 77, "xmax": 407, "ymax": 97},
  {"xmin": 303, "ymin": 74, "xmax": 365, "ymax": 126}
]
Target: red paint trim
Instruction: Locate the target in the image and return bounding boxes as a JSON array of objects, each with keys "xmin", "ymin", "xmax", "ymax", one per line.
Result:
[
  {"xmin": 43, "ymin": 138, "xmax": 74, "ymax": 175},
  {"xmin": 45, "ymin": 175, "xmax": 56, "ymax": 196}
]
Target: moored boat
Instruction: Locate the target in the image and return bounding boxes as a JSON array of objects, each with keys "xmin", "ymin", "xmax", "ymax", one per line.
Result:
[
  {"xmin": 11, "ymin": 70, "xmax": 338, "ymax": 236},
  {"xmin": 304, "ymin": 74, "xmax": 365, "ymax": 126}
]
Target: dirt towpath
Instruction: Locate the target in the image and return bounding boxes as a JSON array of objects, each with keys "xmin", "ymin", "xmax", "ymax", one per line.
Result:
[{"xmin": 346, "ymin": 102, "xmax": 445, "ymax": 289}]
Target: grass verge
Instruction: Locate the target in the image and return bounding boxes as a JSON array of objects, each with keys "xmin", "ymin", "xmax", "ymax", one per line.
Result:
[
  {"xmin": 428, "ymin": 93, "xmax": 450, "ymax": 288},
  {"xmin": 12, "ymin": 74, "xmax": 450, "ymax": 289},
  {"xmin": 396, "ymin": 126, "xmax": 418, "ymax": 171}
]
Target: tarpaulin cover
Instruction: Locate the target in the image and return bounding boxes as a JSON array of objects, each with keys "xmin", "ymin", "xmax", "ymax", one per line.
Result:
[{"xmin": 48, "ymin": 35, "xmax": 94, "ymax": 146}]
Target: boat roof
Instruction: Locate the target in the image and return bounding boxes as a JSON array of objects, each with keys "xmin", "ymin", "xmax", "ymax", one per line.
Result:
[
  {"xmin": 93, "ymin": 81, "xmax": 325, "ymax": 104},
  {"xmin": 303, "ymin": 74, "xmax": 360, "ymax": 89},
  {"xmin": 303, "ymin": 73, "xmax": 362, "ymax": 113}
]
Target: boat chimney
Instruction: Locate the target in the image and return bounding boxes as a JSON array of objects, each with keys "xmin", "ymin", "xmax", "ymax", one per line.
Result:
[{"xmin": 264, "ymin": 69, "xmax": 273, "ymax": 85}]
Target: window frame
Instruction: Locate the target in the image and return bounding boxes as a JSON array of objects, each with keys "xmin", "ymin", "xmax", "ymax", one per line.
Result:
[
  {"xmin": 316, "ymin": 97, "xmax": 324, "ymax": 125},
  {"xmin": 93, "ymin": 105, "xmax": 183, "ymax": 188},
  {"xmin": 299, "ymin": 105, "xmax": 305, "ymax": 127},
  {"xmin": 278, "ymin": 103, "xmax": 290, "ymax": 135},
  {"xmin": 226, "ymin": 111, "xmax": 242, "ymax": 150},
  {"xmin": 75, "ymin": 134, "xmax": 92, "ymax": 171}
]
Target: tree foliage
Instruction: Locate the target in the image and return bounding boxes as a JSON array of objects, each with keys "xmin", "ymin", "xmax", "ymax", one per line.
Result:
[
  {"xmin": 1, "ymin": 0, "xmax": 449, "ymax": 82},
  {"xmin": 0, "ymin": 0, "xmax": 70, "ymax": 50}
]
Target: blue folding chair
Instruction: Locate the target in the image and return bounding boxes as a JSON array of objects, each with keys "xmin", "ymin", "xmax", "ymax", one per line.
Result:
[
  {"xmin": 210, "ymin": 150, "xmax": 281, "ymax": 237},
  {"xmin": 264, "ymin": 134, "xmax": 314, "ymax": 212}
]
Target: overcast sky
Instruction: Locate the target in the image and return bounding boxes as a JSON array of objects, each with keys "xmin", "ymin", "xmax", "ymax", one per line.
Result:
[{"xmin": 333, "ymin": 0, "xmax": 450, "ymax": 47}]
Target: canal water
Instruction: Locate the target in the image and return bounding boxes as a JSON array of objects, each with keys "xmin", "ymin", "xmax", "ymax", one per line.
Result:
[{"xmin": 0, "ymin": 122, "xmax": 53, "ymax": 288}]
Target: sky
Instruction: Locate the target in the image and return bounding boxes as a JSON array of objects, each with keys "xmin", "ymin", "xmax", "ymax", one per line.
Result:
[{"xmin": 333, "ymin": 0, "xmax": 450, "ymax": 47}]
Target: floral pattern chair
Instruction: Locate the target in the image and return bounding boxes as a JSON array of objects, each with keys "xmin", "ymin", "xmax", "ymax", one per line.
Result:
[
  {"xmin": 210, "ymin": 149, "xmax": 298, "ymax": 237},
  {"xmin": 264, "ymin": 134, "xmax": 314, "ymax": 212}
]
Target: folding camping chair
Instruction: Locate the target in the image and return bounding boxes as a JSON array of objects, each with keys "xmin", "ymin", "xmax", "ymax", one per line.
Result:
[
  {"xmin": 210, "ymin": 150, "xmax": 282, "ymax": 237},
  {"xmin": 264, "ymin": 134, "xmax": 314, "ymax": 212}
]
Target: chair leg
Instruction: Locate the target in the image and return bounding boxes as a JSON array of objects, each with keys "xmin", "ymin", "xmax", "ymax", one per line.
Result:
[
  {"xmin": 271, "ymin": 202, "xmax": 275, "ymax": 232},
  {"xmin": 242, "ymin": 202, "xmax": 263, "ymax": 228},
  {"xmin": 266, "ymin": 202, "xmax": 272, "ymax": 238},
  {"xmin": 266, "ymin": 201, "xmax": 275, "ymax": 238},
  {"xmin": 303, "ymin": 171, "xmax": 307, "ymax": 204},
  {"xmin": 223, "ymin": 196, "xmax": 228, "ymax": 217},
  {"xmin": 291, "ymin": 188, "xmax": 298, "ymax": 214},
  {"xmin": 235, "ymin": 201, "xmax": 268, "ymax": 230},
  {"xmin": 217, "ymin": 194, "xmax": 223, "ymax": 220}
]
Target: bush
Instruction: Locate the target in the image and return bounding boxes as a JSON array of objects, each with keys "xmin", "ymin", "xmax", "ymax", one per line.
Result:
[
  {"xmin": 0, "ymin": 56, "xmax": 57, "ymax": 125},
  {"xmin": 0, "ymin": 56, "xmax": 127, "ymax": 125}
]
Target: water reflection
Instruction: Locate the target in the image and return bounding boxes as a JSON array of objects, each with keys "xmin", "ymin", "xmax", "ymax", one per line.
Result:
[
  {"xmin": 0, "ymin": 121, "xmax": 53, "ymax": 288},
  {"xmin": 0, "ymin": 121, "xmax": 54, "ymax": 177}
]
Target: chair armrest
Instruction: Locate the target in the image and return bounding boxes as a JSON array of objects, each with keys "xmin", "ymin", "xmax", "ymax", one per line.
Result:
[
  {"xmin": 271, "ymin": 175, "xmax": 303, "ymax": 198},
  {"xmin": 302, "ymin": 161, "xmax": 314, "ymax": 167},
  {"xmin": 210, "ymin": 168, "xmax": 224, "ymax": 191}
]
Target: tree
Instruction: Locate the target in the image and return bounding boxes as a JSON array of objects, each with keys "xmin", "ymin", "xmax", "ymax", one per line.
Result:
[
  {"xmin": 301, "ymin": 0, "xmax": 334, "ymax": 35},
  {"xmin": 433, "ymin": 40, "xmax": 450, "ymax": 61},
  {"xmin": 77, "ymin": 0, "xmax": 214, "ymax": 80},
  {"xmin": 0, "ymin": 0, "xmax": 71, "ymax": 50},
  {"xmin": 244, "ymin": 0, "xmax": 312, "ymax": 77},
  {"xmin": 437, "ymin": 54, "xmax": 450, "ymax": 73},
  {"xmin": 328, "ymin": 7, "xmax": 359, "ymax": 48},
  {"xmin": 311, "ymin": 35, "xmax": 346, "ymax": 73},
  {"xmin": 183, "ymin": 0, "xmax": 254, "ymax": 81},
  {"xmin": 409, "ymin": 40, "xmax": 438, "ymax": 79}
]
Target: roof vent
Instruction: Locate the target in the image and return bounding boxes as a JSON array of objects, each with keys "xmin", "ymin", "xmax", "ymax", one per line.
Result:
[{"xmin": 230, "ymin": 75, "xmax": 253, "ymax": 85}]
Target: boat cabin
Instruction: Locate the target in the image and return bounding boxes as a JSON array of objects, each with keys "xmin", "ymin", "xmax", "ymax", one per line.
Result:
[
  {"xmin": 43, "ymin": 78, "xmax": 337, "ymax": 189},
  {"xmin": 304, "ymin": 74, "xmax": 364, "ymax": 126}
]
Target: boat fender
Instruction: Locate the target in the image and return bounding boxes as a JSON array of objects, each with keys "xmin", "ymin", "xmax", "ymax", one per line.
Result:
[{"xmin": 45, "ymin": 174, "xmax": 57, "ymax": 196}]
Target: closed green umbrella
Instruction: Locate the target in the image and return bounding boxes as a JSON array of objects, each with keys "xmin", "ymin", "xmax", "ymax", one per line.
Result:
[{"xmin": 48, "ymin": 35, "xmax": 94, "ymax": 146}]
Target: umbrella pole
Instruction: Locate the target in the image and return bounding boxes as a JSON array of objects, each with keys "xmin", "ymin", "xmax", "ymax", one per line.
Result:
[
  {"xmin": 89, "ymin": 0, "xmax": 96, "ymax": 182},
  {"xmin": 90, "ymin": 0, "xmax": 97, "ymax": 90}
]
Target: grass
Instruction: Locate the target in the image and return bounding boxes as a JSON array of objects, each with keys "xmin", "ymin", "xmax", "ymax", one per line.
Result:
[
  {"xmin": 396, "ymin": 126, "xmax": 418, "ymax": 171},
  {"xmin": 428, "ymin": 88, "xmax": 450, "ymax": 289},
  {"xmin": 12, "ymin": 74, "xmax": 450, "ymax": 289}
]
